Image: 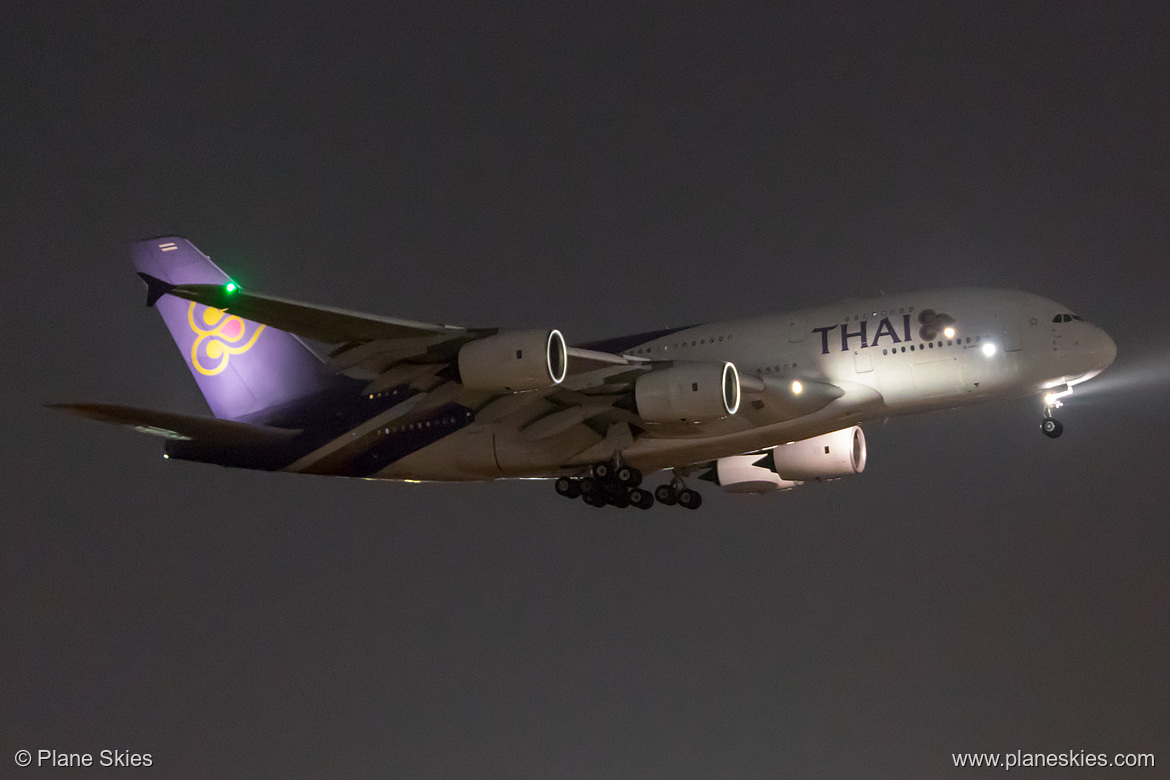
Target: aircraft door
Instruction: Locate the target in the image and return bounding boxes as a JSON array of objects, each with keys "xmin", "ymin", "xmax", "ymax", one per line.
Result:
[
  {"xmin": 787, "ymin": 318, "xmax": 807, "ymax": 343},
  {"xmin": 1002, "ymin": 326, "xmax": 1022, "ymax": 352},
  {"xmin": 854, "ymin": 349, "xmax": 873, "ymax": 373},
  {"xmin": 960, "ymin": 360, "xmax": 982, "ymax": 393}
]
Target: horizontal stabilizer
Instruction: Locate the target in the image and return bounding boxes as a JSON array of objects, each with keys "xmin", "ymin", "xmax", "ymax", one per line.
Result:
[{"xmin": 47, "ymin": 403, "xmax": 301, "ymax": 447}]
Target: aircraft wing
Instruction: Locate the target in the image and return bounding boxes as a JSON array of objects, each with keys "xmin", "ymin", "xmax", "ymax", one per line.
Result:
[
  {"xmin": 138, "ymin": 272, "xmax": 644, "ymax": 381},
  {"xmin": 136, "ymin": 270, "xmax": 842, "ymax": 440},
  {"xmin": 138, "ymin": 274, "xmax": 482, "ymax": 344}
]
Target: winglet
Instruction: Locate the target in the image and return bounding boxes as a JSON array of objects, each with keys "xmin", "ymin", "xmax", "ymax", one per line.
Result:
[{"xmin": 137, "ymin": 272, "xmax": 175, "ymax": 307}]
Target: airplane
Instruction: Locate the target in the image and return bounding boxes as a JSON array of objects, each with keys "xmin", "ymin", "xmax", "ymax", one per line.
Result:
[{"xmin": 51, "ymin": 237, "xmax": 1118, "ymax": 510}]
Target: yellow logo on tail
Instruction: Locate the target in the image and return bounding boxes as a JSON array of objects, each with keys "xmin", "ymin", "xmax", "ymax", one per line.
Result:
[{"xmin": 188, "ymin": 302, "xmax": 265, "ymax": 376}]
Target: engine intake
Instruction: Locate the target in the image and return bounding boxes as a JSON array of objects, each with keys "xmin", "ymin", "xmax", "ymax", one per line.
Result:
[
  {"xmin": 458, "ymin": 329, "xmax": 567, "ymax": 392},
  {"xmin": 635, "ymin": 362, "xmax": 741, "ymax": 423}
]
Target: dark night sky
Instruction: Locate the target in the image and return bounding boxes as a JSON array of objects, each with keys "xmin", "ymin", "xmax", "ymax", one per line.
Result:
[{"xmin": 4, "ymin": 2, "xmax": 1169, "ymax": 776}]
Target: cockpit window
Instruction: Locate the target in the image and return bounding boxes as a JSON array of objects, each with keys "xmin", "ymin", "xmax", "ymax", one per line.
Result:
[
  {"xmin": 1053, "ymin": 313, "xmax": 1077, "ymax": 323},
  {"xmin": 1072, "ymin": 314, "xmax": 1082, "ymax": 321},
  {"xmin": 1052, "ymin": 314, "xmax": 1063, "ymax": 323}
]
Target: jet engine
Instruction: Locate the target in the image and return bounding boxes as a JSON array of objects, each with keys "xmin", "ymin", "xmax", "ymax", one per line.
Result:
[
  {"xmin": 458, "ymin": 329, "xmax": 568, "ymax": 392},
  {"xmin": 706, "ymin": 426, "xmax": 867, "ymax": 493},
  {"xmin": 766, "ymin": 425, "xmax": 866, "ymax": 480},
  {"xmin": 635, "ymin": 362, "xmax": 741, "ymax": 423}
]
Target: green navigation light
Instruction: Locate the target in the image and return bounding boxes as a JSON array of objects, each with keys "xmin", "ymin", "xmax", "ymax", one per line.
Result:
[{"xmin": 225, "ymin": 282, "xmax": 238, "ymax": 293}]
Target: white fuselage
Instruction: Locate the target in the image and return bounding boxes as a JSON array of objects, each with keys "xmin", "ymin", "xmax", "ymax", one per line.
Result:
[{"xmin": 379, "ymin": 288, "xmax": 1116, "ymax": 480}]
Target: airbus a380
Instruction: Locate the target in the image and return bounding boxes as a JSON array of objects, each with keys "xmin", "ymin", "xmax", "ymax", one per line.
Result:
[{"xmin": 53, "ymin": 237, "xmax": 1117, "ymax": 510}]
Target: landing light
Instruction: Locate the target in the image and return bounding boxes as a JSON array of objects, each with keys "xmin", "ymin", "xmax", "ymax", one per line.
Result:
[
  {"xmin": 943, "ymin": 326, "xmax": 956, "ymax": 339},
  {"xmin": 791, "ymin": 380, "xmax": 803, "ymax": 395},
  {"xmin": 982, "ymin": 342, "xmax": 997, "ymax": 357},
  {"xmin": 1044, "ymin": 385, "xmax": 1073, "ymax": 407}
]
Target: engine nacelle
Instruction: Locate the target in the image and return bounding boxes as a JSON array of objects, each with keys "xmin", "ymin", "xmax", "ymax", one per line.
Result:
[
  {"xmin": 708, "ymin": 426, "xmax": 867, "ymax": 494},
  {"xmin": 766, "ymin": 426, "xmax": 866, "ymax": 481},
  {"xmin": 458, "ymin": 329, "xmax": 567, "ymax": 392},
  {"xmin": 635, "ymin": 362, "xmax": 741, "ymax": 423},
  {"xmin": 710, "ymin": 454, "xmax": 802, "ymax": 493}
]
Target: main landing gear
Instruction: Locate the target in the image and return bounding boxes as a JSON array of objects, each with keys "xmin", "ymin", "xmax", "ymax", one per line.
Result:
[
  {"xmin": 652, "ymin": 478, "xmax": 703, "ymax": 510},
  {"xmin": 554, "ymin": 461, "xmax": 704, "ymax": 510}
]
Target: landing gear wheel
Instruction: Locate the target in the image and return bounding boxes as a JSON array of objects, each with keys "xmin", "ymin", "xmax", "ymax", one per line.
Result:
[
  {"xmin": 616, "ymin": 466, "xmax": 642, "ymax": 487},
  {"xmin": 654, "ymin": 484, "xmax": 678, "ymax": 506},
  {"xmin": 603, "ymin": 481, "xmax": 626, "ymax": 502},
  {"xmin": 629, "ymin": 488, "xmax": 655, "ymax": 509},
  {"xmin": 592, "ymin": 461, "xmax": 613, "ymax": 480},
  {"xmin": 607, "ymin": 489, "xmax": 631, "ymax": 508},
  {"xmin": 555, "ymin": 477, "xmax": 581, "ymax": 498},
  {"xmin": 579, "ymin": 476, "xmax": 601, "ymax": 497},
  {"xmin": 677, "ymin": 489, "xmax": 703, "ymax": 510},
  {"xmin": 582, "ymin": 492, "xmax": 607, "ymax": 507},
  {"xmin": 1041, "ymin": 417, "xmax": 1064, "ymax": 439}
]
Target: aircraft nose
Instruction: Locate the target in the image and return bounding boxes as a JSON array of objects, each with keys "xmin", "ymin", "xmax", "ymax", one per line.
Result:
[{"xmin": 1094, "ymin": 328, "xmax": 1117, "ymax": 370}]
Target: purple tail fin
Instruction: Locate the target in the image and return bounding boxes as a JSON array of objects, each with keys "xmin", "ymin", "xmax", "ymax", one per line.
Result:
[{"xmin": 133, "ymin": 237, "xmax": 337, "ymax": 422}]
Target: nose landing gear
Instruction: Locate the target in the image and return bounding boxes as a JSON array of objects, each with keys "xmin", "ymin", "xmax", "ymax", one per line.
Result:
[{"xmin": 1040, "ymin": 387, "xmax": 1071, "ymax": 439}]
